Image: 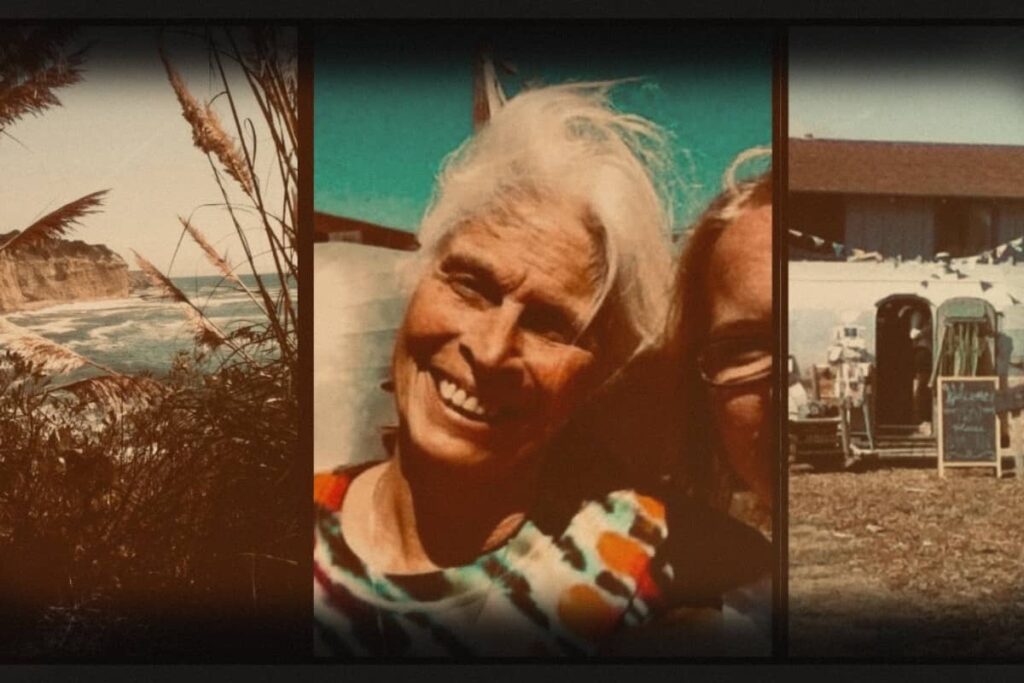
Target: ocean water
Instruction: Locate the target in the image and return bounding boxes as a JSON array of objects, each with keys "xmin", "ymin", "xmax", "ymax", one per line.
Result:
[{"xmin": 5, "ymin": 274, "xmax": 295, "ymax": 377}]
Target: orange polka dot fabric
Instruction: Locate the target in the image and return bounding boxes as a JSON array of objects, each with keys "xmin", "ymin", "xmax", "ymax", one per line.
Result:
[
  {"xmin": 314, "ymin": 465, "xmax": 671, "ymax": 657},
  {"xmin": 556, "ymin": 583, "xmax": 623, "ymax": 642}
]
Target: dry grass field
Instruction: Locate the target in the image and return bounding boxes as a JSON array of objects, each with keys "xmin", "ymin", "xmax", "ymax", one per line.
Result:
[{"xmin": 789, "ymin": 464, "xmax": 1024, "ymax": 658}]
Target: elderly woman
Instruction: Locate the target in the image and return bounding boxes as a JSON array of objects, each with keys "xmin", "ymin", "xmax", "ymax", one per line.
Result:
[{"xmin": 314, "ymin": 83, "xmax": 678, "ymax": 657}]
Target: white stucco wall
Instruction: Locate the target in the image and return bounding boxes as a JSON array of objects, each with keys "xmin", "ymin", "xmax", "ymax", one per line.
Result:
[
  {"xmin": 314, "ymin": 242, "xmax": 414, "ymax": 472},
  {"xmin": 789, "ymin": 260, "xmax": 1024, "ymax": 370}
]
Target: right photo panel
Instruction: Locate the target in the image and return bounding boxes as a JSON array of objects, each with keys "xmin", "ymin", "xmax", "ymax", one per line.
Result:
[{"xmin": 788, "ymin": 27, "xmax": 1024, "ymax": 657}]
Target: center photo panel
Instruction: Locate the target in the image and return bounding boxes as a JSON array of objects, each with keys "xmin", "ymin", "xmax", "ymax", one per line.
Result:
[{"xmin": 311, "ymin": 23, "xmax": 775, "ymax": 658}]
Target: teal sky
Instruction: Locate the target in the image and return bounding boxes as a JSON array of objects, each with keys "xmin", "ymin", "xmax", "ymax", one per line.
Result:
[{"xmin": 315, "ymin": 26, "xmax": 772, "ymax": 234}]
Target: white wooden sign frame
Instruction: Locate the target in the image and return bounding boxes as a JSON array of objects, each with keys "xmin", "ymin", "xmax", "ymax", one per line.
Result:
[{"xmin": 937, "ymin": 376, "xmax": 1002, "ymax": 479}]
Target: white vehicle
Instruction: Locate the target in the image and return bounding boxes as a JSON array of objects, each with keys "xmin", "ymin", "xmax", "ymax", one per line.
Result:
[{"xmin": 790, "ymin": 259, "xmax": 1020, "ymax": 462}]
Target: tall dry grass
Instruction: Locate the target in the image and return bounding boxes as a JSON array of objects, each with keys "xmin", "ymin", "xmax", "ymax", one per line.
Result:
[
  {"xmin": 0, "ymin": 27, "xmax": 88, "ymax": 134},
  {"xmin": 155, "ymin": 26, "xmax": 297, "ymax": 373},
  {"xmin": 0, "ymin": 190, "xmax": 109, "ymax": 254},
  {"xmin": 0, "ymin": 27, "xmax": 301, "ymax": 659}
]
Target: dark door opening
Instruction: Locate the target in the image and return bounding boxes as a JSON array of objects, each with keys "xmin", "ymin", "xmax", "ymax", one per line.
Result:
[
  {"xmin": 935, "ymin": 199, "xmax": 993, "ymax": 258},
  {"xmin": 876, "ymin": 296, "xmax": 932, "ymax": 428}
]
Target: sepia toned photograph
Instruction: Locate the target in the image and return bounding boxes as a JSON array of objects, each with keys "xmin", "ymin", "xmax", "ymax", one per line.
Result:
[
  {"xmin": 6, "ymin": 9, "xmax": 1024, "ymax": 671},
  {"xmin": 312, "ymin": 25, "xmax": 774, "ymax": 657},
  {"xmin": 787, "ymin": 27, "xmax": 1024, "ymax": 657},
  {"xmin": 0, "ymin": 26, "xmax": 301, "ymax": 659}
]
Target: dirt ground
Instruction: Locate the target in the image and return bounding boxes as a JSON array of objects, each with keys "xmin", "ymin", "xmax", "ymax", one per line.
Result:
[{"xmin": 788, "ymin": 462, "xmax": 1024, "ymax": 658}]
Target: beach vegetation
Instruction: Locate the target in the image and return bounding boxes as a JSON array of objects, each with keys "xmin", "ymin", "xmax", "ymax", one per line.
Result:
[{"xmin": 0, "ymin": 26, "xmax": 300, "ymax": 659}]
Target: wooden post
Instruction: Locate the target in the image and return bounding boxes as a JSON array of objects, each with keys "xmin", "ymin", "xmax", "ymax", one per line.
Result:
[
  {"xmin": 938, "ymin": 382, "xmax": 945, "ymax": 478},
  {"xmin": 1012, "ymin": 412, "xmax": 1024, "ymax": 480}
]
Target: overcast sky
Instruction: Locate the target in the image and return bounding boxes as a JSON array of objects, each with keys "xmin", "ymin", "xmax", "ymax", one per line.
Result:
[
  {"xmin": 790, "ymin": 27, "xmax": 1024, "ymax": 145},
  {"xmin": 0, "ymin": 27, "xmax": 284, "ymax": 278}
]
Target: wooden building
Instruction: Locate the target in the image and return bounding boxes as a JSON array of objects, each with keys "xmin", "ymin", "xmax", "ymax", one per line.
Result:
[{"xmin": 790, "ymin": 138, "xmax": 1024, "ymax": 260}]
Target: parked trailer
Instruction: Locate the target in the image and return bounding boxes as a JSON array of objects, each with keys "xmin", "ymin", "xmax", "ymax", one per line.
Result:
[{"xmin": 789, "ymin": 260, "xmax": 1024, "ymax": 467}]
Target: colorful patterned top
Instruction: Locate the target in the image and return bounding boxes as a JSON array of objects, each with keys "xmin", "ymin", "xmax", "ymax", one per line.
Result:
[{"xmin": 313, "ymin": 464, "xmax": 671, "ymax": 657}]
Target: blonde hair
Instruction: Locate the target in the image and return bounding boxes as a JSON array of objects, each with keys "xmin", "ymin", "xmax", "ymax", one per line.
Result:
[
  {"xmin": 718, "ymin": 145, "xmax": 772, "ymax": 221},
  {"xmin": 409, "ymin": 81, "xmax": 678, "ymax": 368}
]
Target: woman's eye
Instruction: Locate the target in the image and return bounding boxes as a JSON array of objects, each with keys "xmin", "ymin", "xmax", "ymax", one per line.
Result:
[
  {"xmin": 535, "ymin": 328, "xmax": 571, "ymax": 344},
  {"xmin": 448, "ymin": 273, "xmax": 488, "ymax": 303},
  {"xmin": 521, "ymin": 307, "xmax": 577, "ymax": 346}
]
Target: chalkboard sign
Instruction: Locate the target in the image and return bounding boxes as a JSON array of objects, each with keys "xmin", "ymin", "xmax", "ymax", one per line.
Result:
[{"xmin": 937, "ymin": 376, "xmax": 1002, "ymax": 477}]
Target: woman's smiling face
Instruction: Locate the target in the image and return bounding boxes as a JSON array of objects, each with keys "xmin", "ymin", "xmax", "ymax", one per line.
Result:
[{"xmin": 392, "ymin": 197, "xmax": 604, "ymax": 480}]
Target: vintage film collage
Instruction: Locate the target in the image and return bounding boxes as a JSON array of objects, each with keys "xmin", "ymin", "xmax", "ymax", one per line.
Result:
[{"xmin": 2, "ymin": 22, "xmax": 1024, "ymax": 662}]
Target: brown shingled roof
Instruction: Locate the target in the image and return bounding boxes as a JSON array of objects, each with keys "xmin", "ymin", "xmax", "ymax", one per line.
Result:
[{"xmin": 789, "ymin": 138, "xmax": 1024, "ymax": 199}]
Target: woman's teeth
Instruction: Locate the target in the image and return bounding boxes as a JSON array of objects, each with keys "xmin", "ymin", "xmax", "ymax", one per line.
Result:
[{"xmin": 438, "ymin": 377, "xmax": 490, "ymax": 418}]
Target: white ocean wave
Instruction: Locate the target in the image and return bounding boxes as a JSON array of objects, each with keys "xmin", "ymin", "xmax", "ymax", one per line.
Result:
[
  {"xmin": 15, "ymin": 296, "xmax": 144, "ymax": 316},
  {"xmin": 68, "ymin": 318, "xmax": 193, "ymax": 351},
  {"xmin": 85, "ymin": 319, "xmax": 139, "ymax": 341},
  {"xmin": 6, "ymin": 316, "xmax": 81, "ymax": 337},
  {"xmin": 65, "ymin": 337, "xmax": 117, "ymax": 352},
  {"xmin": 5, "ymin": 283, "xmax": 296, "ymax": 374}
]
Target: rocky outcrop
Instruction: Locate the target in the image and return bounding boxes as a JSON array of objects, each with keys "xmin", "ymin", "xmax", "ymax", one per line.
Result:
[
  {"xmin": 127, "ymin": 270, "xmax": 152, "ymax": 293},
  {"xmin": 0, "ymin": 231, "xmax": 130, "ymax": 313}
]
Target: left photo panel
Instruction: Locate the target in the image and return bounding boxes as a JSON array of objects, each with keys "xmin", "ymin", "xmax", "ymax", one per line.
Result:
[{"xmin": 0, "ymin": 26, "xmax": 303, "ymax": 659}]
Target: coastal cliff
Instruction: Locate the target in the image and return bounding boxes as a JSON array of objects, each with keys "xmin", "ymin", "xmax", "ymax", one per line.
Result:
[{"xmin": 0, "ymin": 231, "xmax": 130, "ymax": 313}]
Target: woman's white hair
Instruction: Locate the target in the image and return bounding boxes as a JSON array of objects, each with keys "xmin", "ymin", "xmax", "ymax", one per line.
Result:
[{"xmin": 408, "ymin": 81, "xmax": 677, "ymax": 366}]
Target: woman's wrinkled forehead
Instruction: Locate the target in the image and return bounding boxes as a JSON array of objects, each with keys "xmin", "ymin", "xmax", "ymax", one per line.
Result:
[
  {"xmin": 705, "ymin": 202, "xmax": 772, "ymax": 335},
  {"xmin": 432, "ymin": 193, "xmax": 608, "ymax": 283}
]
